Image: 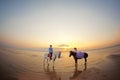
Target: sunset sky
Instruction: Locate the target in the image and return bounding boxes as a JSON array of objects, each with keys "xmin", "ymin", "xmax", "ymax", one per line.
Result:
[{"xmin": 0, "ymin": 0, "xmax": 120, "ymax": 49}]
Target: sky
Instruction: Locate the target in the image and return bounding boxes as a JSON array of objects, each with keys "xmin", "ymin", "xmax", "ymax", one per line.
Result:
[{"xmin": 0, "ymin": 0, "xmax": 120, "ymax": 49}]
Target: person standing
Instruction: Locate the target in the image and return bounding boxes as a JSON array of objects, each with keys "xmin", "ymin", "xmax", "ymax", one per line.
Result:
[{"xmin": 49, "ymin": 45, "xmax": 53, "ymax": 60}]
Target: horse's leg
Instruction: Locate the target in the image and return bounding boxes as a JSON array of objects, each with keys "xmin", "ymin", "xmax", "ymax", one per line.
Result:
[
  {"xmin": 83, "ymin": 62, "xmax": 87, "ymax": 71},
  {"xmin": 51, "ymin": 58, "xmax": 54, "ymax": 67},
  {"xmin": 75, "ymin": 59, "xmax": 77, "ymax": 64},
  {"xmin": 52, "ymin": 54, "xmax": 56, "ymax": 67},
  {"xmin": 44, "ymin": 54, "xmax": 47, "ymax": 65},
  {"xmin": 47, "ymin": 58, "xmax": 48, "ymax": 63},
  {"xmin": 75, "ymin": 62, "xmax": 78, "ymax": 67},
  {"xmin": 47, "ymin": 57, "xmax": 50, "ymax": 65},
  {"xmin": 84, "ymin": 58, "xmax": 87, "ymax": 62},
  {"xmin": 52, "ymin": 60, "xmax": 54, "ymax": 68},
  {"xmin": 84, "ymin": 53, "xmax": 88, "ymax": 63},
  {"xmin": 43, "ymin": 58, "xmax": 45, "ymax": 66}
]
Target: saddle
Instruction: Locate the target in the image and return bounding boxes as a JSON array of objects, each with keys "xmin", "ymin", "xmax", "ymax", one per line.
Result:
[{"xmin": 76, "ymin": 51, "xmax": 84, "ymax": 59}]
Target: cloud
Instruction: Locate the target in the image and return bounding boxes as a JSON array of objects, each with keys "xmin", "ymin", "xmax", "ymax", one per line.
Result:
[{"xmin": 58, "ymin": 44, "xmax": 69, "ymax": 48}]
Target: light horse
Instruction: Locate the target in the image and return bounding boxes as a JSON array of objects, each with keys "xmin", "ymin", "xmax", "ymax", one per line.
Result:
[
  {"xmin": 44, "ymin": 51, "xmax": 61, "ymax": 66},
  {"xmin": 69, "ymin": 51, "xmax": 88, "ymax": 64}
]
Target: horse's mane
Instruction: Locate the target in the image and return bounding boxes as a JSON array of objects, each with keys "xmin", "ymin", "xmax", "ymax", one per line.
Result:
[
  {"xmin": 70, "ymin": 51, "xmax": 76, "ymax": 54},
  {"xmin": 70, "ymin": 51, "xmax": 73, "ymax": 53}
]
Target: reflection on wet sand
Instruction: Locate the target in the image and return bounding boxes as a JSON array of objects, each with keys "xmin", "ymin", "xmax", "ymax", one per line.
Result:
[
  {"xmin": 43, "ymin": 63, "xmax": 61, "ymax": 80},
  {"xmin": 70, "ymin": 63, "xmax": 87, "ymax": 80}
]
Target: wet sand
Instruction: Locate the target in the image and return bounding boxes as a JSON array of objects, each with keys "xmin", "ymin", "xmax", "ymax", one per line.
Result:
[{"xmin": 0, "ymin": 45, "xmax": 120, "ymax": 80}]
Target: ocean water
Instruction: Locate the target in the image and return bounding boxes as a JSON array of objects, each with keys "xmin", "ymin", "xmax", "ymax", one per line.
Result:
[{"xmin": 0, "ymin": 45, "xmax": 120, "ymax": 80}]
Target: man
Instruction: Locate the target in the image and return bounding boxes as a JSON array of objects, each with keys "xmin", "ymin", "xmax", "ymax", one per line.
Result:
[{"xmin": 49, "ymin": 45, "xmax": 53, "ymax": 60}]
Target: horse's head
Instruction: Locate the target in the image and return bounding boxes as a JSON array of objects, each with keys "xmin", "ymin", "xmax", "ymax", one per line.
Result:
[{"xmin": 69, "ymin": 51, "xmax": 74, "ymax": 57}]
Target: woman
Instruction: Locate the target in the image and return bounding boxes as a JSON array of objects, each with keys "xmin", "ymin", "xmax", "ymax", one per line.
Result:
[{"xmin": 49, "ymin": 45, "xmax": 53, "ymax": 60}]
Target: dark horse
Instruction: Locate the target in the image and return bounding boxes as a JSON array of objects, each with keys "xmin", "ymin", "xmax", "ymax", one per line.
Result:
[{"xmin": 69, "ymin": 51, "xmax": 88, "ymax": 63}]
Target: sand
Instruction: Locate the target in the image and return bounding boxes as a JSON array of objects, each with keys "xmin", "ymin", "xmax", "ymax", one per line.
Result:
[{"xmin": 0, "ymin": 45, "xmax": 120, "ymax": 80}]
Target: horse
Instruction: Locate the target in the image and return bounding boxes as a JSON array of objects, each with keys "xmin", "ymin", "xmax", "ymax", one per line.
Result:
[
  {"xmin": 69, "ymin": 51, "xmax": 88, "ymax": 64},
  {"xmin": 44, "ymin": 51, "xmax": 61, "ymax": 66}
]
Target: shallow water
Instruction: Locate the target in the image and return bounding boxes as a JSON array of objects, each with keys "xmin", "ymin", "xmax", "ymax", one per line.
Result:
[{"xmin": 0, "ymin": 45, "xmax": 120, "ymax": 80}]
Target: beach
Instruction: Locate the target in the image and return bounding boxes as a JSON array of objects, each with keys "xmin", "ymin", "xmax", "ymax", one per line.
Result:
[{"xmin": 0, "ymin": 45, "xmax": 120, "ymax": 80}]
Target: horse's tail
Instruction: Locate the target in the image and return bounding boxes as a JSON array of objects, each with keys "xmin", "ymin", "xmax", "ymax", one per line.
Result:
[{"xmin": 84, "ymin": 53, "xmax": 88, "ymax": 58}]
